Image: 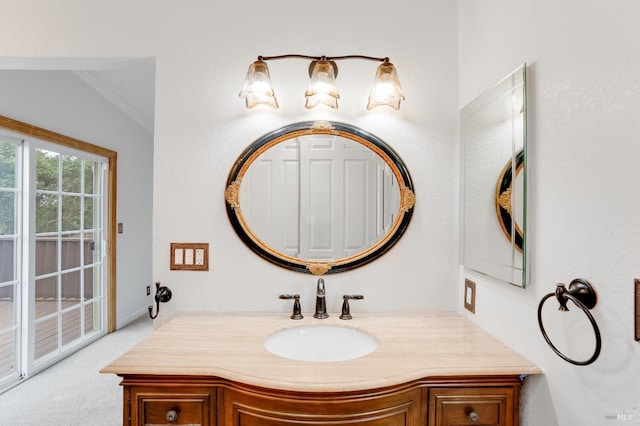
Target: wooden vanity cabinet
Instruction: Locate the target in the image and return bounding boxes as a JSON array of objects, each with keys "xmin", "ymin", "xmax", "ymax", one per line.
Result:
[
  {"xmin": 120, "ymin": 376, "xmax": 522, "ymax": 426},
  {"xmin": 221, "ymin": 385, "xmax": 423, "ymax": 426}
]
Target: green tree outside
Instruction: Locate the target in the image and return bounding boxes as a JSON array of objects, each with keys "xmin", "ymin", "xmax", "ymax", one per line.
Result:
[
  {"xmin": 0, "ymin": 140, "xmax": 17, "ymax": 235},
  {"xmin": 0, "ymin": 140, "xmax": 99, "ymax": 235}
]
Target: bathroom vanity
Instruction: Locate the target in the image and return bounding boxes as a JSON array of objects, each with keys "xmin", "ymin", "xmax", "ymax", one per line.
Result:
[{"xmin": 102, "ymin": 312, "xmax": 540, "ymax": 426}]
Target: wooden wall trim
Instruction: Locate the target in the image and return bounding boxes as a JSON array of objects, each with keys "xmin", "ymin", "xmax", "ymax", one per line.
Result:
[{"xmin": 0, "ymin": 115, "xmax": 119, "ymax": 332}]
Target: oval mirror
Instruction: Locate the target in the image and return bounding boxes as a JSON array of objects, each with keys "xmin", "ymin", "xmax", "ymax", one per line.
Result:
[{"xmin": 225, "ymin": 121, "xmax": 415, "ymax": 275}]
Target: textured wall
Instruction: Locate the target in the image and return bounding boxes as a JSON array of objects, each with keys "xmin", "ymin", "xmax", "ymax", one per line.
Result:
[
  {"xmin": 458, "ymin": 0, "xmax": 640, "ymax": 424},
  {"xmin": 0, "ymin": 0, "xmax": 460, "ymax": 318}
]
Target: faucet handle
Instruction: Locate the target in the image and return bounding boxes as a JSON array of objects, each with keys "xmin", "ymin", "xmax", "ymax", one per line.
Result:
[
  {"xmin": 339, "ymin": 294, "xmax": 364, "ymax": 320},
  {"xmin": 279, "ymin": 294, "xmax": 303, "ymax": 320}
]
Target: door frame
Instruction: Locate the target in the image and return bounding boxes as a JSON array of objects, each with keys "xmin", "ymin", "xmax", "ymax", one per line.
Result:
[{"xmin": 0, "ymin": 115, "xmax": 118, "ymax": 332}]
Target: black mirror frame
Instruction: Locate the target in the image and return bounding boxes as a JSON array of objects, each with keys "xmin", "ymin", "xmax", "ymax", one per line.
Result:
[{"xmin": 225, "ymin": 120, "xmax": 415, "ymax": 275}]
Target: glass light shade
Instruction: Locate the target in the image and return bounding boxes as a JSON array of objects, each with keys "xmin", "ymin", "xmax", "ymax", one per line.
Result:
[
  {"xmin": 305, "ymin": 60, "xmax": 339, "ymax": 109},
  {"xmin": 367, "ymin": 62, "xmax": 405, "ymax": 110},
  {"xmin": 239, "ymin": 60, "xmax": 279, "ymax": 109}
]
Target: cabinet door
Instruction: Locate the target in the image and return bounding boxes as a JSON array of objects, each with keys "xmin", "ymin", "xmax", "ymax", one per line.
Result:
[
  {"xmin": 128, "ymin": 387, "xmax": 216, "ymax": 426},
  {"xmin": 428, "ymin": 387, "xmax": 515, "ymax": 426},
  {"xmin": 223, "ymin": 387, "xmax": 422, "ymax": 426}
]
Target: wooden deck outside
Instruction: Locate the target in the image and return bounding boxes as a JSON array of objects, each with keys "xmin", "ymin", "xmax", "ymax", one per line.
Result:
[
  {"xmin": 0, "ymin": 299, "xmax": 100, "ymax": 381},
  {"xmin": 0, "ymin": 238, "xmax": 101, "ymax": 381}
]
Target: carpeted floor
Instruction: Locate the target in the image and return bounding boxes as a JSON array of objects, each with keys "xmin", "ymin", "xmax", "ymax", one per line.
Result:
[{"xmin": 0, "ymin": 314, "xmax": 152, "ymax": 425}]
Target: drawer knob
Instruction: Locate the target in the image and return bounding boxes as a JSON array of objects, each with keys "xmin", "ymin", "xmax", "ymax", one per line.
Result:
[
  {"xmin": 166, "ymin": 409, "xmax": 178, "ymax": 422},
  {"xmin": 468, "ymin": 411, "xmax": 480, "ymax": 422}
]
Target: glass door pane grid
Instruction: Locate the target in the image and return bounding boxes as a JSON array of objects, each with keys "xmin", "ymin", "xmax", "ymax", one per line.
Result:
[
  {"xmin": 0, "ymin": 281, "xmax": 19, "ymax": 385},
  {"xmin": 33, "ymin": 151, "xmax": 105, "ymax": 365},
  {"xmin": 0, "ymin": 137, "xmax": 22, "ymax": 389}
]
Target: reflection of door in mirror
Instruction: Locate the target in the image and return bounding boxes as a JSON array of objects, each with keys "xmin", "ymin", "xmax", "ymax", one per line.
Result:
[
  {"xmin": 240, "ymin": 134, "xmax": 398, "ymax": 261},
  {"xmin": 239, "ymin": 136, "xmax": 300, "ymax": 258},
  {"xmin": 462, "ymin": 63, "xmax": 527, "ymax": 287}
]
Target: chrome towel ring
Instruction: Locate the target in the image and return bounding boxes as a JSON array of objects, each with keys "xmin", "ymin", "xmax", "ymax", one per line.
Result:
[{"xmin": 537, "ymin": 278, "xmax": 601, "ymax": 366}]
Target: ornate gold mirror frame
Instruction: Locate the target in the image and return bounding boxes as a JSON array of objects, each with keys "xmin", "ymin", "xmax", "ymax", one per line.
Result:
[
  {"xmin": 225, "ymin": 120, "xmax": 415, "ymax": 275},
  {"xmin": 495, "ymin": 148, "xmax": 524, "ymax": 253}
]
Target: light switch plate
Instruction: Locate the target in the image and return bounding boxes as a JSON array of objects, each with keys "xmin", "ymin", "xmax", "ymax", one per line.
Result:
[
  {"xmin": 170, "ymin": 243, "xmax": 209, "ymax": 271},
  {"xmin": 464, "ymin": 279, "xmax": 476, "ymax": 314}
]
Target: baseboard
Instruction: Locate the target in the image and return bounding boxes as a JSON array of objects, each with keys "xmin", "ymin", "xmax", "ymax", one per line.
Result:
[{"xmin": 116, "ymin": 306, "xmax": 149, "ymax": 330}]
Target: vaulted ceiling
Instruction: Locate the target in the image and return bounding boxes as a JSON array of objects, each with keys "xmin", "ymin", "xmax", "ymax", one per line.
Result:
[{"xmin": 0, "ymin": 57, "xmax": 155, "ymax": 136}]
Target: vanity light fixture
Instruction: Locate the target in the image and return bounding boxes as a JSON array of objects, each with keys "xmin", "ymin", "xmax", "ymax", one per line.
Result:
[
  {"xmin": 239, "ymin": 59, "xmax": 279, "ymax": 109},
  {"xmin": 305, "ymin": 59, "xmax": 340, "ymax": 109},
  {"xmin": 239, "ymin": 54, "xmax": 405, "ymax": 110},
  {"xmin": 366, "ymin": 61, "xmax": 405, "ymax": 110}
]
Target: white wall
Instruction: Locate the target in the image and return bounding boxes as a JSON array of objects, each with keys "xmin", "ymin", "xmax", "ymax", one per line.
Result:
[
  {"xmin": 0, "ymin": 1, "xmax": 459, "ymax": 315},
  {"xmin": 0, "ymin": 70, "xmax": 154, "ymax": 328},
  {"xmin": 459, "ymin": 0, "xmax": 640, "ymax": 424},
  {"xmin": 148, "ymin": 0, "xmax": 460, "ymax": 320}
]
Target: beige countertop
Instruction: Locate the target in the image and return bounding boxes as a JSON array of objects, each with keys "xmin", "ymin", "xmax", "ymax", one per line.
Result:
[{"xmin": 101, "ymin": 311, "xmax": 541, "ymax": 392}]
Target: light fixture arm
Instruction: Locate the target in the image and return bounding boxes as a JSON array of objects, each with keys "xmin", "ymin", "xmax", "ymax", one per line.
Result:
[
  {"xmin": 257, "ymin": 54, "xmax": 389, "ymax": 63},
  {"xmin": 257, "ymin": 54, "xmax": 390, "ymax": 81}
]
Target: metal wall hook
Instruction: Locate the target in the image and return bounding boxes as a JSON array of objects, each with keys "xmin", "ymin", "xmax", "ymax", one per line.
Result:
[
  {"xmin": 148, "ymin": 282, "xmax": 172, "ymax": 320},
  {"xmin": 538, "ymin": 279, "xmax": 601, "ymax": 365}
]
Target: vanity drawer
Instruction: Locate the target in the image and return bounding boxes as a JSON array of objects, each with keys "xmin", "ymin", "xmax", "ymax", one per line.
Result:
[
  {"xmin": 141, "ymin": 396, "xmax": 207, "ymax": 425},
  {"xmin": 428, "ymin": 387, "xmax": 515, "ymax": 426},
  {"xmin": 127, "ymin": 386, "xmax": 216, "ymax": 426}
]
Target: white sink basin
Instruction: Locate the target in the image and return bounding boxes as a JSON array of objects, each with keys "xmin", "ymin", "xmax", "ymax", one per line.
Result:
[{"xmin": 264, "ymin": 325, "xmax": 378, "ymax": 362}]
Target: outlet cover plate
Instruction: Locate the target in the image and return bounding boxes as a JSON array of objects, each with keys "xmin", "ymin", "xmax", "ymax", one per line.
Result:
[
  {"xmin": 170, "ymin": 242, "xmax": 209, "ymax": 271},
  {"xmin": 464, "ymin": 279, "xmax": 476, "ymax": 314}
]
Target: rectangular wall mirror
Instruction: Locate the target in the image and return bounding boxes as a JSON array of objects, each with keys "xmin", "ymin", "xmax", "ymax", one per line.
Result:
[{"xmin": 461, "ymin": 63, "xmax": 527, "ymax": 287}]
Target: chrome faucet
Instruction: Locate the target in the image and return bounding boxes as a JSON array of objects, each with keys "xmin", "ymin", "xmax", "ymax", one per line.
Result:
[{"xmin": 313, "ymin": 278, "xmax": 329, "ymax": 319}]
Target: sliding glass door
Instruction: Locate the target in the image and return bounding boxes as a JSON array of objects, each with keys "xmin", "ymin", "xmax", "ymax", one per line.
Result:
[{"xmin": 0, "ymin": 134, "xmax": 108, "ymax": 392}]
